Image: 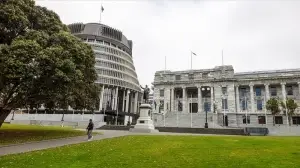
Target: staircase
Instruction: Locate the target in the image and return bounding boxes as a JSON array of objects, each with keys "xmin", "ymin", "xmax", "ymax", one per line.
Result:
[{"xmin": 153, "ymin": 112, "xmax": 223, "ymax": 128}]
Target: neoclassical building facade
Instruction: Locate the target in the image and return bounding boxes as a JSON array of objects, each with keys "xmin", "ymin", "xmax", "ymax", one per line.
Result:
[
  {"xmin": 152, "ymin": 65, "xmax": 300, "ymax": 127},
  {"xmin": 68, "ymin": 23, "xmax": 142, "ymax": 121}
]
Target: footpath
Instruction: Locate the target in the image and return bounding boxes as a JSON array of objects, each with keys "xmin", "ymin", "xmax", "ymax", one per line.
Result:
[{"xmin": 0, "ymin": 130, "xmax": 130, "ymax": 156}]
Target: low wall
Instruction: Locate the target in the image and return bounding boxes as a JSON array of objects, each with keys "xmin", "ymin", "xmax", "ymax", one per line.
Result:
[
  {"xmin": 98, "ymin": 125, "xmax": 134, "ymax": 130},
  {"xmin": 98, "ymin": 125, "xmax": 244, "ymax": 135},
  {"xmin": 9, "ymin": 119, "xmax": 105, "ymax": 129},
  {"xmin": 5, "ymin": 114, "xmax": 104, "ymax": 122},
  {"xmin": 268, "ymin": 126, "xmax": 300, "ymax": 136},
  {"xmin": 156, "ymin": 127, "xmax": 244, "ymax": 135}
]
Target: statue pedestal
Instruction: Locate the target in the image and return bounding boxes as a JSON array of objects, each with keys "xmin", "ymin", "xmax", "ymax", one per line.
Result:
[{"xmin": 129, "ymin": 103, "xmax": 159, "ymax": 133}]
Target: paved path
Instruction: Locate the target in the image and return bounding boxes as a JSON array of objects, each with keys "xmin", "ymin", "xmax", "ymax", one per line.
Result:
[
  {"xmin": 0, "ymin": 130, "xmax": 227, "ymax": 156},
  {"xmin": 0, "ymin": 130, "xmax": 130, "ymax": 156}
]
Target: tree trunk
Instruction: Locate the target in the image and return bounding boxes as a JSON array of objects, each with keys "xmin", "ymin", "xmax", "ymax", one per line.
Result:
[
  {"xmin": 0, "ymin": 108, "xmax": 11, "ymax": 128},
  {"xmin": 273, "ymin": 115, "xmax": 275, "ymax": 126}
]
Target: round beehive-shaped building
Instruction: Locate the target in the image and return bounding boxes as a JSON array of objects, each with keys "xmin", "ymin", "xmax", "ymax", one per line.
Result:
[{"xmin": 69, "ymin": 23, "xmax": 142, "ymax": 115}]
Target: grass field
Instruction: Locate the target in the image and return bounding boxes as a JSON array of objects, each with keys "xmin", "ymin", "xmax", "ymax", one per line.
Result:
[
  {"xmin": 0, "ymin": 124, "xmax": 89, "ymax": 146},
  {"xmin": 1, "ymin": 135, "xmax": 300, "ymax": 168}
]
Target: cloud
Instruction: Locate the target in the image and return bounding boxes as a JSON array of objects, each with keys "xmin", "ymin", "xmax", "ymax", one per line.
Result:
[{"xmin": 36, "ymin": 0, "xmax": 300, "ymax": 86}]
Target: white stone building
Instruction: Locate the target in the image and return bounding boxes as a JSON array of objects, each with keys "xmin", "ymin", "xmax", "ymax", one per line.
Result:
[{"xmin": 152, "ymin": 65, "xmax": 300, "ymax": 128}]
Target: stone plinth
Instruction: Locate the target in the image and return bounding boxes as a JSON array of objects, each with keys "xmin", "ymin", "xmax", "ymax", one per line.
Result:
[{"xmin": 129, "ymin": 103, "xmax": 159, "ymax": 133}]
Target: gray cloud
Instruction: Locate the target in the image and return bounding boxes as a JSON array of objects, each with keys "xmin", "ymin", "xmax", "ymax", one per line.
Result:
[{"xmin": 36, "ymin": 0, "xmax": 300, "ymax": 86}]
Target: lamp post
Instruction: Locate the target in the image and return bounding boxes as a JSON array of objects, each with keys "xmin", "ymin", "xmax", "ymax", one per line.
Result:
[
  {"xmin": 202, "ymin": 87, "xmax": 209, "ymax": 128},
  {"xmin": 222, "ymin": 95, "xmax": 225, "ymax": 127},
  {"xmin": 205, "ymin": 106, "xmax": 208, "ymax": 128},
  {"xmin": 176, "ymin": 96, "xmax": 179, "ymax": 127}
]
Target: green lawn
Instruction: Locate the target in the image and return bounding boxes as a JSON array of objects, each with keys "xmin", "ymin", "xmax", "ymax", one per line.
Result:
[
  {"xmin": 0, "ymin": 124, "xmax": 89, "ymax": 146},
  {"xmin": 1, "ymin": 135, "xmax": 300, "ymax": 168}
]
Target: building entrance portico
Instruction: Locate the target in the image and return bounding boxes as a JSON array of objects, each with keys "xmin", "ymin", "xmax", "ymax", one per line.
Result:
[
  {"xmin": 187, "ymin": 87, "xmax": 198, "ymax": 113},
  {"xmin": 166, "ymin": 85, "xmax": 213, "ymax": 114}
]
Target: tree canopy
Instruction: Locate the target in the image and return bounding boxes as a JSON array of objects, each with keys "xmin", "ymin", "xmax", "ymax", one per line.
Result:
[
  {"xmin": 0, "ymin": 0, "xmax": 99, "ymax": 127},
  {"xmin": 280, "ymin": 98, "xmax": 298, "ymax": 125},
  {"xmin": 266, "ymin": 98, "xmax": 281, "ymax": 126}
]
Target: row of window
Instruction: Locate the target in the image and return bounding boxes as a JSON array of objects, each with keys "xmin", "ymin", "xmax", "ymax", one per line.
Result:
[
  {"xmin": 240, "ymin": 86, "xmax": 294, "ymax": 97},
  {"xmin": 243, "ymin": 116, "xmax": 300, "ymax": 125},
  {"xmin": 95, "ymin": 53, "xmax": 137, "ymax": 76},
  {"xmin": 97, "ymin": 69, "xmax": 123, "ymax": 79},
  {"xmin": 241, "ymin": 99, "xmax": 263, "ymax": 111},
  {"xmin": 159, "ymin": 88, "xmax": 222, "ymax": 97},
  {"xmin": 175, "ymin": 73, "xmax": 209, "ymax": 81},
  {"xmin": 86, "ymin": 39, "xmax": 131, "ymax": 56},
  {"xmin": 91, "ymin": 45, "xmax": 136, "ymax": 70},
  {"xmin": 95, "ymin": 59, "xmax": 138, "ymax": 83},
  {"xmin": 96, "ymin": 68, "xmax": 139, "ymax": 85},
  {"xmin": 97, "ymin": 77, "xmax": 140, "ymax": 91}
]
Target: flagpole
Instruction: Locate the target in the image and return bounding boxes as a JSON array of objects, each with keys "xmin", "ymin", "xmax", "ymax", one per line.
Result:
[
  {"xmin": 100, "ymin": 5, "xmax": 102, "ymax": 23},
  {"xmin": 165, "ymin": 56, "xmax": 167, "ymax": 73},
  {"xmin": 190, "ymin": 51, "xmax": 192, "ymax": 70},
  {"xmin": 222, "ymin": 49, "xmax": 224, "ymax": 66},
  {"xmin": 100, "ymin": 3, "xmax": 104, "ymax": 24}
]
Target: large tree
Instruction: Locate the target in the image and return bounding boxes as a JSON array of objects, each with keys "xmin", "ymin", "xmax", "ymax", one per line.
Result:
[
  {"xmin": 266, "ymin": 98, "xmax": 281, "ymax": 126},
  {"xmin": 280, "ymin": 98, "xmax": 298, "ymax": 126},
  {"xmin": 0, "ymin": 0, "xmax": 99, "ymax": 127}
]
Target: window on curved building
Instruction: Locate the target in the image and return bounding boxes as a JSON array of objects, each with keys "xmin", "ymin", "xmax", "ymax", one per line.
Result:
[
  {"xmin": 104, "ymin": 41, "xmax": 110, "ymax": 46},
  {"xmin": 88, "ymin": 39, "xmax": 94, "ymax": 42},
  {"xmin": 96, "ymin": 40, "xmax": 103, "ymax": 43}
]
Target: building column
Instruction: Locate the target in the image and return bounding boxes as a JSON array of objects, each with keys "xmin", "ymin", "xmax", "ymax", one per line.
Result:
[
  {"xmin": 170, "ymin": 88, "xmax": 174, "ymax": 111},
  {"xmin": 134, "ymin": 92, "xmax": 138, "ymax": 113},
  {"xmin": 281, "ymin": 82, "xmax": 288, "ymax": 125},
  {"xmin": 103, "ymin": 88, "xmax": 107, "ymax": 110},
  {"xmin": 264, "ymin": 83, "xmax": 270, "ymax": 111},
  {"xmin": 114, "ymin": 87, "xmax": 119, "ymax": 111},
  {"xmin": 250, "ymin": 83, "xmax": 255, "ymax": 113},
  {"xmin": 182, "ymin": 87, "xmax": 186, "ymax": 113},
  {"xmin": 210, "ymin": 86, "xmax": 214, "ymax": 112},
  {"xmin": 235, "ymin": 85, "xmax": 240, "ymax": 113},
  {"xmin": 99, "ymin": 85, "xmax": 105, "ymax": 111},
  {"xmin": 125, "ymin": 90, "xmax": 130, "ymax": 112},
  {"xmin": 281, "ymin": 82, "xmax": 287, "ymax": 102},
  {"xmin": 122, "ymin": 89, "xmax": 126, "ymax": 112},
  {"xmin": 197, "ymin": 86, "xmax": 202, "ymax": 113},
  {"xmin": 264, "ymin": 83, "xmax": 270, "ymax": 100},
  {"xmin": 111, "ymin": 88, "xmax": 115, "ymax": 110}
]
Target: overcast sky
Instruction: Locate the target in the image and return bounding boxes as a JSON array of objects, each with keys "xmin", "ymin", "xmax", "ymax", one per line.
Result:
[{"xmin": 36, "ymin": 0, "xmax": 300, "ymax": 86}]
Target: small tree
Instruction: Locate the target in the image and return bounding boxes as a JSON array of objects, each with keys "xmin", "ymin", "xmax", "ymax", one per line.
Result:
[
  {"xmin": 266, "ymin": 98, "xmax": 280, "ymax": 126},
  {"xmin": 280, "ymin": 98, "xmax": 298, "ymax": 126}
]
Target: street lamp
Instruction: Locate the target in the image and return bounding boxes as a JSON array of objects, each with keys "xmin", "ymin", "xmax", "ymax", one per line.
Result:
[
  {"xmin": 202, "ymin": 87, "xmax": 210, "ymax": 128},
  {"xmin": 176, "ymin": 96, "xmax": 179, "ymax": 127},
  {"xmin": 205, "ymin": 105, "xmax": 208, "ymax": 128}
]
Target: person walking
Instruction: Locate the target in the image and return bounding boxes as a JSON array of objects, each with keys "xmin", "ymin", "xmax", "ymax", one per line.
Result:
[{"xmin": 86, "ymin": 119, "xmax": 94, "ymax": 141}]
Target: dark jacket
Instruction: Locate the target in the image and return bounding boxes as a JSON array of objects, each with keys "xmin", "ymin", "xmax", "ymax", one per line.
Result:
[{"xmin": 87, "ymin": 122, "xmax": 94, "ymax": 130}]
